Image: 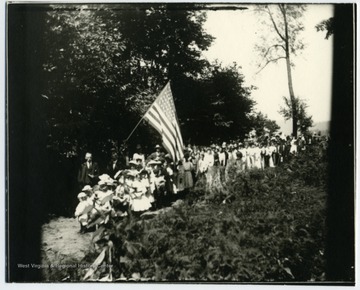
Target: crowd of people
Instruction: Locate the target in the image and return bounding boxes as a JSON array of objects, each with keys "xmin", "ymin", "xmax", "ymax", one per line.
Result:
[
  {"xmin": 75, "ymin": 144, "xmax": 194, "ymax": 233},
  {"xmin": 74, "ymin": 131, "xmax": 328, "ymax": 233}
]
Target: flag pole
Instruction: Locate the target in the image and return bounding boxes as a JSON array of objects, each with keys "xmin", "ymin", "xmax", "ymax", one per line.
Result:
[{"xmin": 124, "ymin": 114, "xmax": 147, "ymax": 142}]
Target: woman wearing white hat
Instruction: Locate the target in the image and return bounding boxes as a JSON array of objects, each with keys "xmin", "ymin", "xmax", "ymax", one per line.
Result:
[{"xmin": 128, "ymin": 159, "xmax": 141, "ymax": 176}]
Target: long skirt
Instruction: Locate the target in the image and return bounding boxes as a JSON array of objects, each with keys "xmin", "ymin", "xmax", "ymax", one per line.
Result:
[
  {"xmin": 177, "ymin": 171, "xmax": 185, "ymax": 192},
  {"xmin": 184, "ymin": 171, "xmax": 193, "ymax": 189},
  {"xmin": 269, "ymin": 155, "xmax": 275, "ymax": 168},
  {"xmin": 131, "ymin": 195, "xmax": 151, "ymax": 212}
]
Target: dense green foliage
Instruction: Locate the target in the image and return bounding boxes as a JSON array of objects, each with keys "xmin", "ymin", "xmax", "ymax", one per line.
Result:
[
  {"xmin": 40, "ymin": 4, "xmax": 265, "ymax": 156},
  {"xmin": 279, "ymin": 96, "xmax": 314, "ymax": 135},
  {"xmin": 315, "ymin": 17, "xmax": 334, "ymax": 40},
  {"xmin": 43, "ymin": 4, "xmax": 214, "ymax": 154},
  {"xmin": 248, "ymin": 111, "xmax": 280, "ymax": 137},
  {"xmin": 173, "ymin": 63, "xmax": 255, "ymax": 144},
  {"xmin": 52, "ymin": 145, "xmax": 327, "ymax": 282},
  {"xmin": 11, "ymin": 3, "xmax": 280, "ymax": 219}
]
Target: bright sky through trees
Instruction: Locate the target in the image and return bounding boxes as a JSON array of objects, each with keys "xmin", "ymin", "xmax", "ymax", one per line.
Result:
[{"xmin": 202, "ymin": 4, "xmax": 334, "ymax": 124}]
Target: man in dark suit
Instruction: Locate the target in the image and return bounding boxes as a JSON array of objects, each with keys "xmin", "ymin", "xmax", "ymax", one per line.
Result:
[
  {"xmin": 106, "ymin": 151, "xmax": 124, "ymax": 179},
  {"xmin": 78, "ymin": 152, "xmax": 99, "ymax": 189}
]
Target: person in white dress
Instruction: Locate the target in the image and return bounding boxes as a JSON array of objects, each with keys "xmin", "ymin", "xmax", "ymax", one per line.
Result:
[
  {"xmin": 260, "ymin": 144, "xmax": 266, "ymax": 169},
  {"xmin": 74, "ymin": 192, "xmax": 93, "ymax": 233},
  {"xmin": 196, "ymin": 152, "xmax": 207, "ymax": 177},
  {"xmin": 203, "ymin": 148, "xmax": 215, "ymax": 170},
  {"xmin": 253, "ymin": 143, "xmax": 262, "ymax": 169},
  {"xmin": 239, "ymin": 144, "xmax": 246, "ymax": 171},
  {"xmin": 133, "ymin": 144, "xmax": 146, "ymax": 168},
  {"xmin": 130, "ymin": 172, "xmax": 152, "ymax": 214},
  {"xmin": 269, "ymin": 141, "xmax": 277, "ymax": 168},
  {"xmin": 203, "ymin": 148, "xmax": 215, "ymax": 190},
  {"xmin": 290, "ymin": 136, "xmax": 298, "ymax": 155},
  {"xmin": 219, "ymin": 146, "xmax": 227, "ymax": 167}
]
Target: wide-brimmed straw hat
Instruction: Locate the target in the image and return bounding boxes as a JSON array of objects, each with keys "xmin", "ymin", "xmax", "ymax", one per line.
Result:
[
  {"xmin": 77, "ymin": 192, "xmax": 87, "ymax": 199},
  {"xmin": 98, "ymin": 180, "xmax": 106, "ymax": 186},
  {"xmin": 129, "ymin": 160, "xmax": 138, "ymax": 166},
  {"xmin": 99, "ymin": 174, "xmax": 111, "ymax": 181},
  {"xmin": 82, "ymin": 185, "xmax": 92, "ymax": 192}
]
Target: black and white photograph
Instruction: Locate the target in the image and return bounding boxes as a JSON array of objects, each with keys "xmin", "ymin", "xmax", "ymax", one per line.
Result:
[{"xmin": 5, "ymin": 1, "xmax": 355, "ymax": 284}]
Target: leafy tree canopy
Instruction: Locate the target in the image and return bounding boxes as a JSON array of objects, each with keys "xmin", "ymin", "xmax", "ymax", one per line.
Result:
[
  {"xmin": 315, "ymin": 17, "xmax": 334, "ymax": 40},
  {"xmin": 155, "ymin": 63, "xmax": 256, "ymax": 146},
  {"xmin": 248, "ymin": 112, "xmax": 280, "ymax": 137},
  {"xmin": 41, "ymin": 4, "xmax": 257, "ymax": 157},
  {"xmin": 279, "ymin": 96, "xmax": 313, "ymax": 135}
]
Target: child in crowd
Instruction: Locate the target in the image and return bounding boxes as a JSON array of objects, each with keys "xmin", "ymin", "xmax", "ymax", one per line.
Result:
[
  {"xmin": 113, "ymin": 171, "xmax": 131, "ymax": 217},
  {"xmin": 74, "ymin": 192, "xmax": 93, "ymax": 233},
  {"xmin": 130, "ymin": 171, "xmax": 152, "ymax": 215}
]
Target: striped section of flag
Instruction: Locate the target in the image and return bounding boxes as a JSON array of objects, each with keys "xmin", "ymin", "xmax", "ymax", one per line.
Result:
[{"xmin": 143, "ymin": 82, "xmax": 184, "ymax": 162}]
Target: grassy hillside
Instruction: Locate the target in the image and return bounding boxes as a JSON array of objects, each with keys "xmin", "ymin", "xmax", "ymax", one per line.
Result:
[{"xmin": 44, "ymin": 145, "xmax": 328, "ymax": 282}]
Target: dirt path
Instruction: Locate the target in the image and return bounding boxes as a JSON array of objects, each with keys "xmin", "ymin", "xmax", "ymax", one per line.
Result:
[
  {"xmin": 41, "ymin": 216, "xmax": 93, "ymax": 281},
  {"xmin": 40, "ymin": 201, "xmax": 182, "ymax": 281}
]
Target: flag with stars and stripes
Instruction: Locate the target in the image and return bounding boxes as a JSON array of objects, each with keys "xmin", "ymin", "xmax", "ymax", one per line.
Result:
[{"xmin": 143, "ymin": 82, "xmax": 184, "ymax": 162}]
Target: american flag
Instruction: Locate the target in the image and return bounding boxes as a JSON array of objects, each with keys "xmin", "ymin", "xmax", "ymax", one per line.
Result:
[{"xmin": 143, "ymin": 82, "xmax": 184, "ymax": 162}]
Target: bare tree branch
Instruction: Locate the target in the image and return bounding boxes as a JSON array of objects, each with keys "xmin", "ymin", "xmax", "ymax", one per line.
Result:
[
  {"xmin": 278, "ymin": 4, "xmax": 287, "ymax": 19},
  {"xmin": 266, "ymin": 6, "xmax": 286, "ymax": 42},
  {"xmin": 256, "ymin": 56, "xmax": 286, "ymax": 74},
  {"xmin": 262, "ymin": 44, "xmax": 286, "ymax": 59}
]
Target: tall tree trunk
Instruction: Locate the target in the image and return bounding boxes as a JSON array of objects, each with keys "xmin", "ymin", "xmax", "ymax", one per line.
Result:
[
  {"xmin": 281, "ymin": 4, "xmax": 298, "ymax": 137},
  {"xmin": 285, "ymin": 55, "xmax": 298, "ymax": 137}
]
